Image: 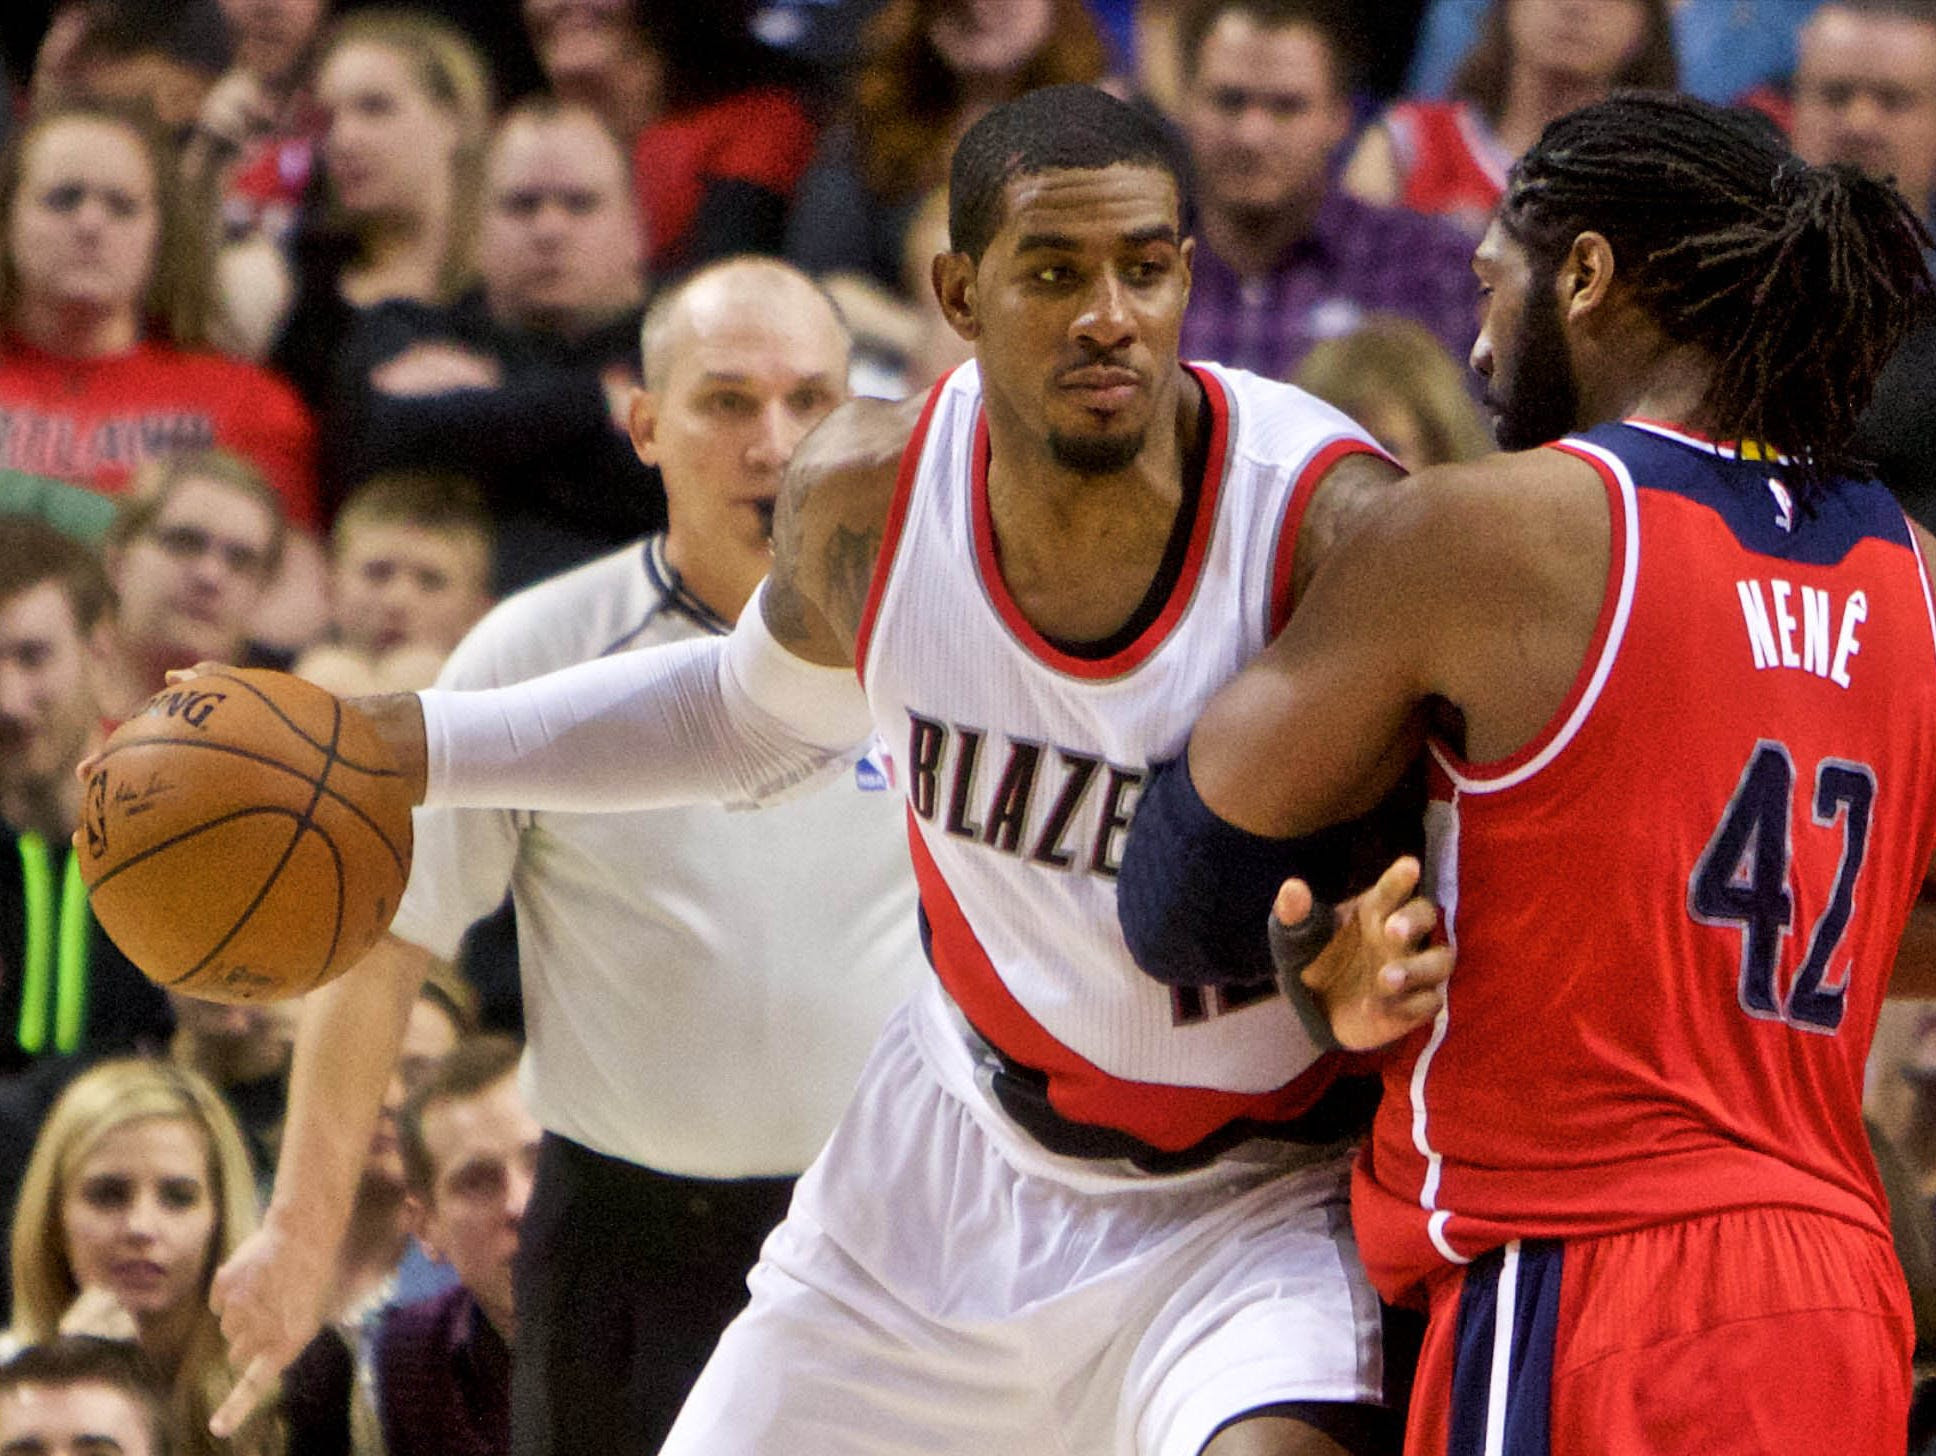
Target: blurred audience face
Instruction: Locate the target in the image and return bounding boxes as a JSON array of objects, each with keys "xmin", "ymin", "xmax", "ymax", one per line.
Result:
[
  {"xmin": 0, "ymin": 1379, "xmax": 156, "ymax": 1456},
  {"xmin": 1505, "ymin": 0, "xmax": 1649, "ymax": 85},
  {"xmin": 523, "ymin": 0, "xmax": 651, "ymax": 89},
  {"xmin": 59, "ymin": 1116, "xmax": 216, "ymax": 1328},
  {"xmin": 369, "ymin": 993, "xmax": 463, "ymax": 1197},
  {"xmin": 8, "ymin": 116, "xmax": 158, "ymax": 337},
  {"xmin": 0, "ymin": 581, "xmax": 108, "ymax": 805},
  {"xmin": 108, "ymin": 475, "xmax": 277, "ymax": 668},
  {"xmin": 1793, "ymin": 3, "xmax": 1936, "ymax": 220},
  {"xmin": 634, "ymin": 264, "xmax": 848, "ymax": 601},
  {"xmin": 218, "ymin": 0, "xmax": 329, "ymax": 86},
  {"xmin": 318, "ymin": 41, "xmax": 462, "ymax": 220},
  {"xmin": 414, "ymin": 1071, "xmax": 540, "ymax": 1338},
  {"xmin": 480, "ymin": 109, "xmax": 644, "ymax": 334},
  {"xmin": 168, "ymin": 993, "xmax": 298, "ymax": 1086},
  {"xmin": 1183, "ymin": 10, "xmax": 1352, "ymax": 225},
  {"xmin": 333, "ymin": 516, "xmax": 491, "ymax": 658},
  {"xmin": 928, "ymin": 0, "xmax": 1053, "ymax": 78}
]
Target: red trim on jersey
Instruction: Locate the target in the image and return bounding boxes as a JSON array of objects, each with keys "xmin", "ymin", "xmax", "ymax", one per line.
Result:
[
  {"xmin": 1268, "ymin": 438, "xmax": 1391, "ymax": 637},
  {"xmin": 967, "ymin": 365, "xmax": 1231, "ymax": 680},
  {"xmin": 1432, "ymin": 441, "xmax": 1629, "ymax": 782},
  {"xmin": 905, "ymin": 808, "xmax": 1347, "ymax": 1151},
  {"xmin": 854, "ymin": 377, "xmax": 950, "ymax": 689}
]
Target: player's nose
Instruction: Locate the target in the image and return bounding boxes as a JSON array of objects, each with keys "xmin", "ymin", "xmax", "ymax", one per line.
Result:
[
  {"xmin": 746, "ymin": 400, "xmax": 794, "ymax": 471},
  {"xmin": 1074, "ymin": 273, "xmax": 1135, "ymax": 350}
]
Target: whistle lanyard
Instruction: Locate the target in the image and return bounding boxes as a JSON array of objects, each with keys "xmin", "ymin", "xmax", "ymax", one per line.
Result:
[{"xmin": 16, "ymin": 831, "xmax": 89, "ymax": 1057}]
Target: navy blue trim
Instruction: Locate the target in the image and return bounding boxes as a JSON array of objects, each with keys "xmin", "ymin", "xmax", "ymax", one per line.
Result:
[
  {"xmin": 1570, "ymin": 423, "xmax": 1909, "ymax": 567},
  {"xmin": 1447, "ymin": 1241, "xmax": 1563, "ymax": 1456},
  {"xmin": 595, "ymin": 535, "xmax": 734, "ymax": 660}
]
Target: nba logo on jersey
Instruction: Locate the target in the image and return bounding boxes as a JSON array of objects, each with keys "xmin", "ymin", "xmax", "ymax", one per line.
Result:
[
  {"xmin": 1769, "ymin": 477, "xmax": 1795, "ymax": 532},
  {"xmin": 855, "ymin": 747, "xmax": 890, "ymax": 793}
]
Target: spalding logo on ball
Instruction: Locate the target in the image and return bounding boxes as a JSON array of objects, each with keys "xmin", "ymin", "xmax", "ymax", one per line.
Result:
[{"xmin": 80, "ymin": 668, "xmax": 415, "ymax": 1004}]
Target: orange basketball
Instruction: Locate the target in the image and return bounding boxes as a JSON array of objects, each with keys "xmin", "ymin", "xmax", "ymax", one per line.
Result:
[{"xmin": 79, "ymin": 668, "xmax": 414, "ymax": 1004}]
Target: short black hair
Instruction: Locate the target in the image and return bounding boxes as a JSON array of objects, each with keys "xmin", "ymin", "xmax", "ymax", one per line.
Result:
[
  {"xmin": 1175, "ymin": 0, "xmax": 1359, "ymax": 92},
  {"xmin": 948, "ymin": 84, "xmax": 1189, "ymax": 263},
  {"xmin": 0, "ymin": 1337, "xmax": 171, "ymax": 1456}
]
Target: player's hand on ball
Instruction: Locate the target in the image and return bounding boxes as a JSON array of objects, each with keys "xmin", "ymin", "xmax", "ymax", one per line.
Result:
[
  {"xmin": 208, "ymin": 1219, "xmax": 333, "ymax": 1436},
  {"xmin": 1281, "ymin": 856, "xmax": 1450, "ymax": 1050}
]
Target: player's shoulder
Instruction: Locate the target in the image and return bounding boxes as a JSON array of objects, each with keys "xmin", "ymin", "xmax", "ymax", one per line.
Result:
[
  {"xmin": 437, "ymin": 541, "xmax": 659, "ymax": 689},
  {"xmin": 784, "ymin": 387, "xmax": 936, "ymax": 519},
  {"xmin": 1367, "ymin": 446, "xmax": 1607, "ymax": 579},
  {"xmin": 1198, "ymin": 362, "xmax": 1382, "ymax": 468}
]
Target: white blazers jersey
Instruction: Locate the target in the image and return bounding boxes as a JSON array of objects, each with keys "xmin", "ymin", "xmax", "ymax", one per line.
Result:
[{"xmin": 858, "ymin": 360, "xmax": 1384, "ymax": 1155}]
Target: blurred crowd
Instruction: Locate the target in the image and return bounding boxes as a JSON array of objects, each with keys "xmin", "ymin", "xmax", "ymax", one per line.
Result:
[{"xmin": 4, "ymin": 1, "xmax": 1936, "ymax": 1453}]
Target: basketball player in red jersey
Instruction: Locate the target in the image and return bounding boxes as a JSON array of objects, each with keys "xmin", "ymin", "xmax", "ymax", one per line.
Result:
[
  {"xmin": 170, "ymin": 84, "xmax": 1450, "ymax": 1456},
  {"xmin": 1120, "ymin": 92, "xmax": 1936, "ymax": 1454}
]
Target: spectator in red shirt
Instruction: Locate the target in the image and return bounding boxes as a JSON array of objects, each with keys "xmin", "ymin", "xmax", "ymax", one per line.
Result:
[
  {"xmin": 188, "ymin": 0, "xmax": 333, "ymax": 258},
  {"xmin": 1343, "ymin": 0, "xmax": 1677, "ymax": 238},
  {"xmin": 621, "ymin": 5, "xmax": 820, "ymax": 274},
  {"xmin": 0, "ymin": 103, "xmax": 321, "ymax": 528}
]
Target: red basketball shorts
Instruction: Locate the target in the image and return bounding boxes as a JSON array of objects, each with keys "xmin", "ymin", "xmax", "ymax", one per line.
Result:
[{"xmin": 1402, "ymin": 1205, "xmax": 1913, "ymax": 1456}]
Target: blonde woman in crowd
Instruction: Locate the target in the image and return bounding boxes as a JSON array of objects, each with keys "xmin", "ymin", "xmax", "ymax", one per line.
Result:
[
  {"xmin": 259, "ymin": 9, "xmax": 489, "ymax": 460},
  {"xmin": 6, "ymin": 1059, "xmax": 282, "ymax": 1456},
  {"xmin": 1292, "ymin": 316, "xmax": 1493, "ymax": 471}
]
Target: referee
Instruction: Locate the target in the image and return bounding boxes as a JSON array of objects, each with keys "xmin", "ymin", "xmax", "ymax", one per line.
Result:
[{"xmin": 204, "ymin": 258, "xmax": 920, "ymax": 1453}]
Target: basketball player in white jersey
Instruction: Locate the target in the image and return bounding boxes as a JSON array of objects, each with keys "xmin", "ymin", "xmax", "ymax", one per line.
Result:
[{"xmin": 269, "ymin": 85, "xmax": 1449, "ymax": 1456}]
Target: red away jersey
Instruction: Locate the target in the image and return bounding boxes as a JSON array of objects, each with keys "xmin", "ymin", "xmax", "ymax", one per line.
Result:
[{"xmin": 1354, "ymin": 419, "xmax": 1936, "ymax": 1306}]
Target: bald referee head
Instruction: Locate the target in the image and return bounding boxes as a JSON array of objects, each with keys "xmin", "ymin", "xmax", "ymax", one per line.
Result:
[{"xmin": 626, "ymin": 259, "xmax": 851, "ymax": 623}]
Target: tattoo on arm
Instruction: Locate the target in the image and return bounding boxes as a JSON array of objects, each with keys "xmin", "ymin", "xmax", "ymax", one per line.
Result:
[
  {"xmin": 822, "ymin": 523, "xmax": 883, "ymax": 638},
  {"xmin": 761, "ymin": 570, "xmax": 818, "ymax": 650}
]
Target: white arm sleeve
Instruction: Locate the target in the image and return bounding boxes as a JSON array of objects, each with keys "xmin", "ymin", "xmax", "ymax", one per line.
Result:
[{"xmin": 419, "ymin": 582, "xmax": 874, "ymax": 813}]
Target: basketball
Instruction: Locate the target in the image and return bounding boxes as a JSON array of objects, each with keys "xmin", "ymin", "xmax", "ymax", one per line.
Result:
[{"xmin": 78, "ymin": 669, "xmax": 415, "ymax": 1004}]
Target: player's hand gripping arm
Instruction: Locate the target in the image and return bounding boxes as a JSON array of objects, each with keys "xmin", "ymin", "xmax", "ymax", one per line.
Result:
[
  {"xmin": 1120, "ymin": 467, "xmax": 1521, "ymax": 1047},
  {"xmin": 361, "ymin": 397, "xmax": 918, "ymax": 812},
  {"xmin": 207, "ymin": 932, "xmax": 430, "ymax": 1437}
]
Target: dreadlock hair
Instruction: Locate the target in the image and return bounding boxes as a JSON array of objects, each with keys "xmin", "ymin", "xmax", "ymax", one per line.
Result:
[{"xmin": 1501, "ymin": 90, "xmax": 1933, "ymax": 493}]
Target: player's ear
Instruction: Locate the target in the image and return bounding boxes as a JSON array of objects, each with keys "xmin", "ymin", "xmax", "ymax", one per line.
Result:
[
  {"xmin": 629, "ymin": 387, "xmax": 662, "ymax": 468},
  {"xmin": 934, "ymin": 251, "xmax": 980, "ymax": 342},
  {"xmin": 1558, "ymin": 231, "xmax": 1617, "ymax": 322}
]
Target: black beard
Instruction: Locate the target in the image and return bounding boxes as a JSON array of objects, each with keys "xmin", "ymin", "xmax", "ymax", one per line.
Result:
[
  {"xmin": 1492, "ymin": 272, "xmax": 1582, "ymax": 452},
  {"xmin": 1047, "ymin": 426, "xmax": 1146, "ymax": 476}
]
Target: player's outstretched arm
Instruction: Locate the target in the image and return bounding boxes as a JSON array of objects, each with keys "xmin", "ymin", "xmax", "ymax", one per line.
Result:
[
  {"xmin": 401, "ymin": 395, "xmax": 923, "ymax": 816},
  {"xmin": 207, "ymin": 931, "xmax": 431, "ymax": 1437}
]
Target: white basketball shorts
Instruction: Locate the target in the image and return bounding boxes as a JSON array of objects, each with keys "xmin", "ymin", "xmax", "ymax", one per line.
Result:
[{"xmin": 657, "ymin": 981, "xmax": 1387, "ymax": 1456}]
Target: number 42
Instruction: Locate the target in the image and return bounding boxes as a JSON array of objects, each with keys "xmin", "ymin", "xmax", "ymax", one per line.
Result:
[{"xmin": 1689, "ymin": 740, "xmax": 1875, "ymax": 1034}]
